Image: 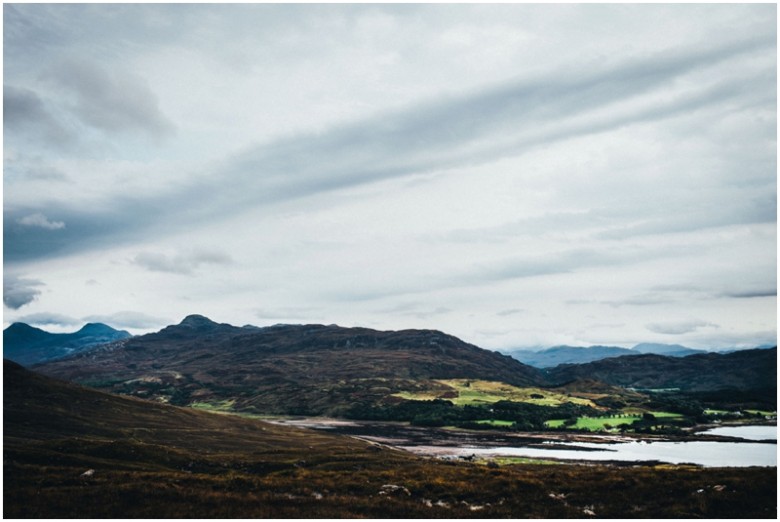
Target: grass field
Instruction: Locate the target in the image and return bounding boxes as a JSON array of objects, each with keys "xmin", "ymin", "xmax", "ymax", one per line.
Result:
[
  {"xmin": 190, "ymin": 400, "xmax": 236, "ymax": 412},
  {"xmin": 545, "ymin": 411, "xmax": 683, "ymax": 431},
  {"xmin": 745, "ymin": 409, "xmax": 777, "ymax": 417},
  {"xmin": 394, "ymin": 379, "xmax": 597, "ymax": 408}
]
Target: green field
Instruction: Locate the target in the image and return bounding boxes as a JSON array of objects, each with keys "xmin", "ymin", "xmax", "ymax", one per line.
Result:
[
  {"xmin": 394, "ymin": 379, "xmax": 596, "ymax": 408},
  {"xmin": 745, "ymin": 409, "xmax": 777, "ymax": 417},
  {"xmin": 545, "ymin": 411, "xmax": 683, "ymax": 431},
  {"xmin": 190, "ymin": 400, "xmax": 236, "ymax": 412}
]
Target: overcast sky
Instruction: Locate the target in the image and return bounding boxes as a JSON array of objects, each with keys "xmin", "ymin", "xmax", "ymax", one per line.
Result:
[{"xmin": 3, "ymin": 3, "xmax": 776, "ymax": 350}]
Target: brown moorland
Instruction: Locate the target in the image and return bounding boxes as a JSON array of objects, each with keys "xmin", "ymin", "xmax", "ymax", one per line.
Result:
[{"xmin": 4, "ymin": 360, "xmax": 776, "ymax": 518}]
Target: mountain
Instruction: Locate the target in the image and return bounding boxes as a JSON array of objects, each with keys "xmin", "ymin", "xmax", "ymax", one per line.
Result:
[
  {"xmin": 35, "ymin": 315, "xmax": 545, "ymax": 415},
  {"xmin": 3, "ymin": 322, "xmax": 132, "ymax": 366},
  {"xmin": 632, "ymin": 343, "xmax": 704, "ymax": 357},
  {"xmin": 504, "ymin": 345, "xmax": 637, "ymax": 367},
  {"xmin": 505, "ymin": 343, "xmax": 707, "ymax": 368},
  {"xmin": 546, "ymin": 347, "xmax": 777, "ymax": 393}
]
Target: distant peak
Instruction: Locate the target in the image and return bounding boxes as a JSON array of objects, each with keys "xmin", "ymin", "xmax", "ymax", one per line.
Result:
[
  {"xmin": 6, "ymin": 322, "xmax": 41, "ymax": 332},
  {"xmin": 179, "ymin": 314, "xmax": 218, "ymax": 328},
  {"xmin": 77, "ymin": 322, "xmax": 118, "ymax": 334}
]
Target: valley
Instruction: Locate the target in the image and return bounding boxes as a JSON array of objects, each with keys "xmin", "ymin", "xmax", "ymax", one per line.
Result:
[
  {"xmin": 5, "ymin": 316, "xmax": 777, "ymax": 518},
  {"xmin": 4, "ymin": 360, "xmax": 776, "ymax": 518}
]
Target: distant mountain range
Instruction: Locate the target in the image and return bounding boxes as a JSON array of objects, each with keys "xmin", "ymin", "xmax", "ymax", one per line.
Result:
[
  {"xmin": 501, "ymin": 342, "xmax": 772, "ymax": 368},
  {"xmin": 3, "ymin": 322, "xmax": 131, "ymax": 366}
]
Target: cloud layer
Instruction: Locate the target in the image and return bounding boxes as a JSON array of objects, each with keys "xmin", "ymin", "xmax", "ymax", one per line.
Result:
[{"xmin": 3, "ymin": 4, "xmax": 776, "ymax": 348}]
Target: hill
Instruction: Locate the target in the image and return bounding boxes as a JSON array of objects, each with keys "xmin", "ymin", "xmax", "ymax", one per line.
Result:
[
  {"xmin": 3, "ymin": 322, "xmax": 131, "ymax": 366},
  {"xmin": 504, "ymin": 343, "xmax": 706, "ymax": 368},
  {"xmin": 546, "ymin": 348, "xmax": 777, "ymax": 393},
  {"xmin": 34, "ymin": 315, "xmax": 545, "ymax": 415}
]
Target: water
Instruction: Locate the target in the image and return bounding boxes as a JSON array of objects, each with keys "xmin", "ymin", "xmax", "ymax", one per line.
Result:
[
  {"xmin": 281, "ymin": 418, "xmax": 778, "ymax": 467},
  {"xmin": 460, "ymin": 426, "xmax": 777, "ymax": 467},
  {"xmin": 465, "ymin": 439, "xmax": 776, "ymax": 467},
  {"xmin": 701, "ymin": 425, "xmax": 776, "ymax": 441}
]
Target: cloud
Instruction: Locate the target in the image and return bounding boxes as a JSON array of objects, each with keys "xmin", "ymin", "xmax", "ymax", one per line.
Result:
[
  {"xmin": 725, "ymin": 289, "xmax": 777, "ymax": 299},
  {"xmin": 645, "ymin": 319, "xmax": 718, "ymax": 335},
  {"xmin": 496, "ymin": 308, "xmax": 525, "ymax": 317},
  {"xmin": 82, "ymin": 311, "xmax": 170, "ymax": 329},
  {"xmin": 132, "ymin": 248, "xmax": 233, "ymax": 275},
  {"xmin": 255, "ymin": 307, "xmax": 320, "ymax": 321},
  {"xmin": 14, "ymin": 312, "xmax": 80, "ymax": 327},
  {"xmin": 3, "ymin": 84, "xmax": 73, "ymax": 146},
  {"xmin": 47, "ymin": 59, "xmax": 174, "ymax": 138},
  {"xmin": 4, "ymin": 34, "xmax": 774, "ymax": 265},
  {"xmin": 3, "ymin": 275, "xmax": 44, "ymax": 309},
  {"xmin": 16, "ymin": 212, "xmax": 65, "ymax": 230}
]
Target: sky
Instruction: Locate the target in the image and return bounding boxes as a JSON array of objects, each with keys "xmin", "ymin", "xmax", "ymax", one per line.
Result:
[{"xmin": 3, "ymin": 3, "xmax": 777, "ymax": 350}]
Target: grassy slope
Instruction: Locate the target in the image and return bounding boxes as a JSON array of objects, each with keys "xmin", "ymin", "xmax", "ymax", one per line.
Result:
[
  {"xmin": 394, "ymin": 378, "xmax": 597, "ymax": 407},
  {"xmin": 5, "ymin": 361, "xmax": 776, "ymax": 518}
]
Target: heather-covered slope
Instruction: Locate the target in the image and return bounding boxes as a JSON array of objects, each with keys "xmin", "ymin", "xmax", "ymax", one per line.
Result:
[
  {"xmin": 5, "ymin": 360, "xmax": 776, "ymax": 518},
  {"xmin": 35, "ymin": 315, "xmax": 544, "ymax": 415}
]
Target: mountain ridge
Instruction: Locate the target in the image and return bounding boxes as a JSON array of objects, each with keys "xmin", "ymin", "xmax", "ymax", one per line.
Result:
[
  {"xmin": 3, "ymin": 321, "xmax": 131, "ymax": 366},
  {"xmin": 545, "ymin": 347, "xmax": 777, "ymax": 392},
  {"xmin": 503, "ymin": 342, "xmax": 729, "ymax": 368},
  {"xmin": 34, "ymin": 315, "xmax": 545, "ymax": 415}
]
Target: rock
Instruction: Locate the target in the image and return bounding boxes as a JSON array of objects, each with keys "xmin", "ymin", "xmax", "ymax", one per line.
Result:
[{"xmin": 379, "ymin": 484, "xmax": 411, "ymax": 496}]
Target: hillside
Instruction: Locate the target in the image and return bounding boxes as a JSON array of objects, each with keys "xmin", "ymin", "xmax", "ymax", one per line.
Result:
[
  {"xmin": 34, "ymin": 315, "xmax": 545, "ymax": 415},
  {"xmin": 7, "ymin": 360, "xmax": 774, "ymax": 518},
  {"xmin": 546, "ymin": 348, "xmax": 777, "ymax": 393},
  {"xmin": 3, "ymin": 322, "xmax": 131, "ymax": 366}
]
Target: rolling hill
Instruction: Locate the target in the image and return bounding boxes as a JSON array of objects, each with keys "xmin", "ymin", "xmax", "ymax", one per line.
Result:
[
  {"xmin": 34, "ymin": 315, "xmax": 545, "ymax": 415},
  {"xmin": 3, "ymin": 321, "xmax": 131, "ymax": 366},
  {"xmin": 545, "ymin": 347, "xmax": 777, "ymax": 393}
]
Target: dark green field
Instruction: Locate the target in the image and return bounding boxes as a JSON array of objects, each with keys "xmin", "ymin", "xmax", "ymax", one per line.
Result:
[{"xmin": 4, "ymin": 360, "xmax": 776, "ymax": 518}]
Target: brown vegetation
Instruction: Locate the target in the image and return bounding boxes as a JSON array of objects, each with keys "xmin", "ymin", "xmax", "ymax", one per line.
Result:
[{"xmin": 4, "ymin": 360, "xmax": 776, "ymax": 518}]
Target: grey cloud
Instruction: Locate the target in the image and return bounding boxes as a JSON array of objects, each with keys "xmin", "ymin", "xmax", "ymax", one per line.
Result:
[
  {"xmin": 23, "ymin": 165, "xmax": 69, "ymax": 182},
  {"xmin": 335, "ymin": 243, "xmax": 699, "ymax": 303},
  {"xmin": 47, "ymin": 59, "xmax": 174, "ymax": 138},
  {"xmin": 14, "ymin": 312, "xmax": 80, "ymax": 327},
  {"xmin": 459, "ymin": 248, "xmax": 648, "ymax": 285},
  {"xmin": 3, "ymin": 275, "xmax": 44, "ymax": 309},
  {"xmin": 83, "ymin": 311, "xmax": 170, "ymax": 329},
  {"xmin": 496, "ymin": 308, "xmax": 525, "ymax": 317},
  {"xmin": 601, "ymin": 295, "xmax": 676, "ymax": 308},
  {"xmin": 3, "ymin": 84, "xmax": 74, "ymax": 146},
  {"xmin": 646, "ymin": 319, "xmax": 718, "ymax": 335},
  {"xmin": 596, "ymin": 192, "xmax": 777, "ymax": 241},
  {"xmin": 5, "ymin": 35, "xmax": 775, "ymax": 265},
  {"xmin": 374, "ymin": 301, "xmax": 451, "ymax": 319},
  {"xmin": 132, "ymin": 249, "xmax": 233, "ymax": 275},
  {"xmin": 725, "ymin": 289, "xmax": 777, "ymax": 299}
]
